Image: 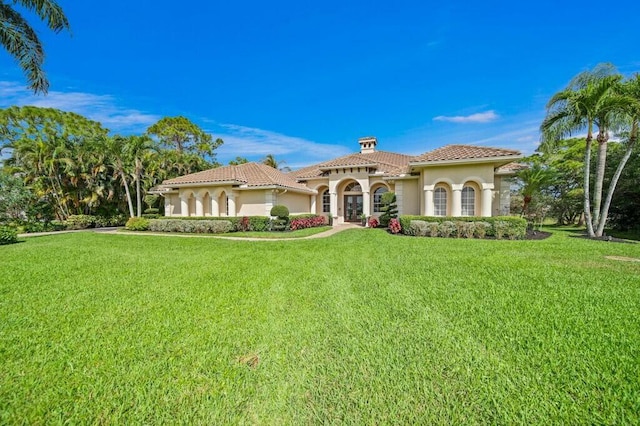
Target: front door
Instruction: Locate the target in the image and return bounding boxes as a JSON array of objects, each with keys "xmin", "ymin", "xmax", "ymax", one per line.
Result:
[{"xmin": 344, "ymin": 195, "xmax": 363, "ymax": 222}]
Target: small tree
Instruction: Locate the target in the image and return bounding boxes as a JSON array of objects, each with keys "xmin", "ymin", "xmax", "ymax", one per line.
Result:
[{"xmin": 379, "ymin": 192, "xmax": 398, "ymax": 227}]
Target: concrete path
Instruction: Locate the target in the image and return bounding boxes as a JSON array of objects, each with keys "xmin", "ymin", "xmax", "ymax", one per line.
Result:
[{"xmin": 18, "ymin": 224, "xmax": 362, "ymax": 241}]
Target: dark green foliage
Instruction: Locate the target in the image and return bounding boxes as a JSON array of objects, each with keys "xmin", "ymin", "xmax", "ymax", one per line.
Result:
[
  {"xmin": 0, "ymin": 226, "xmax": 18, "ymax": 245},
  {"xmin": 148, "ymin": 219, "xmax": 233, "ymax": 234},
  {"xmin": 270, "ymin": 219, "xmax": 289, "ymax": 231},
  {"xmin": 270, "ymin": 205, "xmax": 290, "ymax": 219},
  {"xmin": 125, "ymin": 217, "xmax": 150, "ymax": 231},
  {"xmin": 379, "ymin": 192, "xmax": 398, "ymax": 227},
  {"xmin": 400, "ymin": 215, "xmax": 527, "ymax": 239},
  {"xmin": 65, "ymin": 215, "xmax": 96, "ymax": 230},
  {"xmin": 144, "ymin": 208, "xmax": 159, "ymax": 215}
]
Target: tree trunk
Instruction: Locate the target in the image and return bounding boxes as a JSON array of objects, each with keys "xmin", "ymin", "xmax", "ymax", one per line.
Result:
[
  {"xmin": 120, "ymin": 171, "xmax": 135, "ymax": 218},
  {"xmin": 136, "ymin": 159, "xmax": 142, "ymax": 217},
  {"xmin": 583, "ymin": 131, "xmax": 596, "ymax": 237},
  {"xmin": 592, "ymin": 131, "xmax": 608, "ymax": 231},
  {"xmin": 595, "ymin": 123, "xmax": 637, "ymax": 237}
]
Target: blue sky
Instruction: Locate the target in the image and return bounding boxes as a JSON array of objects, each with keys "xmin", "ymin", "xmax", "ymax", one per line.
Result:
[{"xmin": 1, "ymin": 0, "xmax": 639, "ymax": 168}]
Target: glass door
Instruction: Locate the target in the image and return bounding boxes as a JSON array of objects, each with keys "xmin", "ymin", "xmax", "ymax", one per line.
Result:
[{"xmin": 344, "ymin": 195, "xmax": 363, "ymax": 222}]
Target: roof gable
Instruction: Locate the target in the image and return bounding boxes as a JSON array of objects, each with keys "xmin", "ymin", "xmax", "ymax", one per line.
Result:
[{"xmin": 412, "ymin": 144, "xmax": 521, "ymax": 163}]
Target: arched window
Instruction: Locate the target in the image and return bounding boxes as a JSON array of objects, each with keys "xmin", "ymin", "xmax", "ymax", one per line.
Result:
[
  {"xmin": 373, "ymin": 186, "xmax": 388, "ymax": 212},
  {"xmin": 434, "ymin": 187, "xmax": 447, "ymax": 216},
  {"xmin": 322, "ymin": 189, "xmax": 330, "ymax": 213},
  {"xmin": 461, "ymin": 186, "xmax": 475, "ymax": 216},
  {"xmin": 344, "ymin": 182, "xmax": 362, "ymax": 192}
]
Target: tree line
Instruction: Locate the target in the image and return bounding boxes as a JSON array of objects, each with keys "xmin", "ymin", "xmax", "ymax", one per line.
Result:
[{"xmin": 516, "ymin": 63, "xmax": 640, "ymax": 236}]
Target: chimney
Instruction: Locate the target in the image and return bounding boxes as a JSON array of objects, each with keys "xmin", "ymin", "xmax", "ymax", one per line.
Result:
[{"xmin": 359, "ymin": 136, "xmax": 377, "ymax": 154}]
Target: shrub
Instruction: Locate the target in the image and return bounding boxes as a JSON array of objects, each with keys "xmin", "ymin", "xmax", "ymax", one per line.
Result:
[
  {"xmin": 427, "ymin": 222, "xmax": 440, "ymax": 237},
  {"xmin": 94, "ymin": 216, "xmax": 111, "ymax": 228},
  {"xmin": 66, "ymin": 215, "xmax": 96, "ymax": 230},
  {"xmin": 109, "ymin": 214, "xmax": 127, "ymax": 226},
  {"xmin": 290, "ymin": 215, "xmax": 326, "ymax": 230},
  {"xmin": 270, "ymin": 205, "xmax": 289, "ymax": 220},
  {"xmin": 409, "ymin": 220, "xmax": 429, "ymax": 236},
  {"xmin": 494, "ymin": 221, "xmax": 509, "ymax": 240},
  {"xmin": 270, "ymin": 218, "xmax": 289, "ymax": 231},
  {"xmin": 462, "ymin": 222, "xmax": 475, "ymax": 239},
  {"xmin": 367, "ymin": 216, "xmax": 379, "ymax": 228},
  {"xmin": 439, "ymin": 221, "xmax": 456, "ymax": 238},
  {"xmin": 248, "ymin": 216, "xmax": 270, "ymax": 232},
  {"xmin": 388, "ymin": 218, "xmax": 402, "ymax": 234},
  {"xmin": 399, "ymin": 215, "xmax": 527, "ymax": 239},
  {"xmin": 144, "ymin": 208, "xmax": 159, "ymax": 215},
  {"xmin": 148, "ymin": 219, "xmax": 233, "ymax": 234},
  {"xmin": 142, "ymin": 214, "xmax": 160, "ymax": 219},
  {"xmin": 454, "ymin": 221, "xmax": 466, "ymax": 238},
  {"xmin": 239, "ymin": 216, "xmax": 250, "ymax": 232},
  {"xmin": 379, "ymin": 192, "xmax": 398, "ymax": 227},
  {"xmin": 125, "ymin": 217, "xmax": 149, "ymax": 231},
  {"xmin": 0, "ymin": 226, "xmax": 18, "ymax": 245},
  {"xmin": 474, "ymin": 222, "xmax": 491, "ymax": 239}
]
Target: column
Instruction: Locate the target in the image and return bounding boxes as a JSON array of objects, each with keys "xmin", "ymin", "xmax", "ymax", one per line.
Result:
[
  {"xmin": 452, "ymin": 184, "xmax": 463, "ymax": 217},
  {"xmin": 180, "ymin": 196, "xmax": 189, "ymax": 217},
  {"xmin": 330, "ymin": 192, "xmax": 338, "ymax": 224},
  {"xmin": 482, "ymin": 183, "xmax": 494, "ymax": 217},
  {"xmin": 395, "ymin": 181, "xmax": 404, "ymax": 216},
  {"xmin": 211, "ymin": 196, "xmax": 219, "ymax": 217},
  {"xmin": 164, "ymin": 196, "xmax": 172, "ymax": 217},
  {"xmin": 424, "ymin": 185, "xmax": 434, "ymax": 216},
  {"xmin": 362, "ymin": 191, "xmax": 370, "ymax": 217},
  {"xmin": 310, "ymin": 195, "xmax": 317, "ymax": 215},
  {"xmin": 195, "ymin": 195, "xmax": 204, "ymax": 217},
  {"xmin": 227, "ymin": 193, "xmax": 236, "ymax": 217}
]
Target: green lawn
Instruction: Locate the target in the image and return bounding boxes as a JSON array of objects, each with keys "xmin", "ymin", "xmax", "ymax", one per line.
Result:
[{"xmin": 1, "ymin": 230, "xmax": 639, "ymax": 423}]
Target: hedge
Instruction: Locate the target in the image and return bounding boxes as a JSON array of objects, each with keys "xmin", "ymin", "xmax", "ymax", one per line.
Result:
[
  {"xmin": 149, "ymin": 219, "xmax": 233, "ymax": 234},
  {"xmin": 399, "ymin": 215, "xmax": 527, "ymax": 240},
  {"xmin": 0, "ymin": 226, "xmax": 18, "ymax": 245},
  {"xmin": 125, "ymin": 217, "xmax": 150, "ymax": 231}
]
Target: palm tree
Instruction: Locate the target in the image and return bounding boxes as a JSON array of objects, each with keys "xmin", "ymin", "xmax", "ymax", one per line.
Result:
[
  {"xmin": 0, "ymin": 0, "xmax": 71, "ymax": 94},
  {"xmin": 262, "ymin": 154, "xmax": 291, "ymax": 172},
  {"xmin": 541, "ymin": 64, "xmax": 622, "ymax": 237},
  {"xmin": 102, "ymin": 136, "xmax": 135, "ymax": 218},
  {"xmin": 596, "ymin": 74, "xmax": 640, "ymax": 236},
  {"xmin": 125, "ymin": 135, "xmax": 156, "ymax": 217}
]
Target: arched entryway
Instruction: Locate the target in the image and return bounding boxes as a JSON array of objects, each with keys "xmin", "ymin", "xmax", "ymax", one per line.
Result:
[{"xmin": 342, "ymin": 181, "xmax": 363, "ymax": 222}]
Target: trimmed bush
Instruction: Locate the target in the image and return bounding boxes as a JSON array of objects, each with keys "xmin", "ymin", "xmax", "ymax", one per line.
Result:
[
  {"xmin": 290, "ymin": 215, "xmax": 326, "ymax": 230},
  {"xmin": 399, "ymin": 215, "xmax": 527, "ymax": 239},
  {"xmin": 142, "ymin": 214, "xmax": 161, "ymax": 219},
  {"xmin": 270, "ymin": 218, "xmax": 289, "ymax": 231},
  {"xmin": 474, "ymin": 222, "xmax": 491, "ymax": 239},
  {"xmin": 462, "ymin": 222, "xmax": 475, "ymax": 239},
  {"xmin": 270, "ymin": 205, "xmax": 289, "ymax": 219},
  {"xmin": 66, "ymin": 215, "xmax": 96, "ymax": 230},
  {"xmin": 439, "ymin": 221, "xmax": 456, "ymax": 238},
  {"xmin": 388, "ymin": 218, "xmax": 402, "ymax": 234},
  {"xmin": 247, "ymin": 216, "xmax": 270, "ymax": 232},
  {"xmin": 409, "ymin": 220, "xmax": 429, "ymax": 236},
  {"xmin": 144, "ymin": 208, "xmax": 159, "ymax": 215},
  {"xmin": 148, "ymin": 219, "xmax": 233, "ymax": 234},
  {"xmin": 0, "ymin": 226, "xmax": 18, "ymax": 245},
  {"xmin": 125, "ymin": 217, "xmax": 150, "ymax": 231}
]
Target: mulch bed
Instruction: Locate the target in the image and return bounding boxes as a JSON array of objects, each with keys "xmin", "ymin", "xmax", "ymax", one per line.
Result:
[{"xmin": 525, "ymin": 230, "xmax": 552, "ymax": 240}]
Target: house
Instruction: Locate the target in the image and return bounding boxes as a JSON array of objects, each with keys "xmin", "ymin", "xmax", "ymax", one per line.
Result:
[{"xmin": 154, "ymin": 137, "xmax": 522, "ymax": 223}]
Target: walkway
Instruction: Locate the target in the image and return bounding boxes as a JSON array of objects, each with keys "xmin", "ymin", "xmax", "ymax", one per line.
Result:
[{"xmin": 18, "ymin": 223, "xmax": 362, "ymax": 241}]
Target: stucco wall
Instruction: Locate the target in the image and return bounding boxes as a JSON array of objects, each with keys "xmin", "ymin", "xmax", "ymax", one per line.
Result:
[
  {"xmin": 237, "ymin": 190, "xmax": 269, "ymax": 216},
  {"xmin": 277, "ymin": 191, "xmax": 311, "ymax": 215},
  {"xmin": 401, "ymin": 179, "xmax": 420, "ymax": 215},
  {"xmin": 422, "ymin": 163, "xmax": 494, "ymax": 186}
]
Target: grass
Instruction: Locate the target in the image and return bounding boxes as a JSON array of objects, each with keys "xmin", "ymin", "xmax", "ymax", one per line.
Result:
[{"xmin": 1, "ymin": 229, "xmax": 639, "ymax": 423}]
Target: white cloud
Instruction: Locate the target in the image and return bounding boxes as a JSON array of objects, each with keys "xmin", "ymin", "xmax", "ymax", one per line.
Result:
[
  {"xmin": 433, "ymin": 110, "xmax": 499, "ymax": 123},
  {"xmin": 0, "ymin": 81, "xmax": 160, "ymax": 133},
  {"xmin": 210, "ymin": 123, "xmax": 351, "ymax": 166}
]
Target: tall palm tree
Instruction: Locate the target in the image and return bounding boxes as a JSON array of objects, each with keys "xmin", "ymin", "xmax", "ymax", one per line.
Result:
[
  {"xmin": 541, "ymin": 64, "xmax": 622, "ymax": 237},
  {"xmin": 0, "ymin": 0, "xmax": 71, "ymax": 94},
  {"xmin": 125, "ymin": 135, "xmax": 156, "ymax": 217},
  {"xmin": 596, "ymin": 74, "xmax": 640, "ymax": 236}
]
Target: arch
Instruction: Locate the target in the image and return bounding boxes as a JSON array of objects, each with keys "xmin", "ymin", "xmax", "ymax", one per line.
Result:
[
  {"xmin": 218, "ymin": 191, "xmax": 228, "ymax": 217},
  {"xmin": 344, "ymin": 181, "xmax": 363, "ymax": 193},
  {"xmin": 314, "ymin": 185, "xmax": 330, "ymax": 215},
  {"xmin": 338, "ymin": 179, "xmax": 364, "ymax": 222},
  {"xmin": 461, "ymin": 181, "xmax": 480, "ymax": 216},
  {"xmin": 202, "ymin": 192, "xmax": 211, "ymax": 216}
]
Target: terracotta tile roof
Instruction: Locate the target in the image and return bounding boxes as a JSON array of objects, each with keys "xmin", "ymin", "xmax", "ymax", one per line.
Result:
[
  {"xmin": 412, "ymin": 144, "xmax": 521, "ymax": 163},
  {"xmin": 162, "ymin": 162, "xmax": 314, "ymax": 192},
  {"xmin": 495, "ymin": 162, "xmax": 526, "ymax": 173},
  {"xmin": 288, "ymin": 151, "xmax": 416, "ymax": 179}
]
